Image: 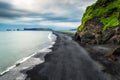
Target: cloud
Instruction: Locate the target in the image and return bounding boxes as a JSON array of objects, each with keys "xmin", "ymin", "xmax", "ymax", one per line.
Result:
[
  {"xmin": 39, "ymin": 21, "xmax": 81, "ymax": 28},
  {"xmin": 0, "ymin": 1, "xmax": 29, "ymax": 19},
  {"xmin": 0, "ymin": 1, "xmax": 12, "ymax": 10},
  {"xmin": 0, "ymin": 0, "xmax": 96, "ymax": 29}
]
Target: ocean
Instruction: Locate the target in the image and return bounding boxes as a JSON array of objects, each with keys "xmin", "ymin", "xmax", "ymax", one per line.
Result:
[{"xmin": 0, "ymin": 31, "xmax": 56, "ymax": 76}]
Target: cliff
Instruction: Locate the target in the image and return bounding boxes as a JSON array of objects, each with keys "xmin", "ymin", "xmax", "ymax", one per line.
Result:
[{"xmin": 75, "ymin": 0, "xmax": 120, "ymax": 45}]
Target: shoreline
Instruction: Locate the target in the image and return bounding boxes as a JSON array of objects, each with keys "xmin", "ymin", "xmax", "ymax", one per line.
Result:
[
  {"xmin": 0, "ymin": 31, "xmax": 119, "ymax": 80},
  {"xmin": 0, "ymin": 31, "xmax": 57, "ymax": 80},
  {"xmin": 25, "ymin": 32, "xmax": 107, "ymax": 80},
  {"xmin": 0, "ymin": 44, "xmax": 53, "ymax": 76}
]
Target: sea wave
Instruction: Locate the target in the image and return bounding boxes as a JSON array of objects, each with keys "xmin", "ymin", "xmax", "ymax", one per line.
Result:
[{"xmin": 0, "ymin": 31, "xmax": 57, "ymax": 77}]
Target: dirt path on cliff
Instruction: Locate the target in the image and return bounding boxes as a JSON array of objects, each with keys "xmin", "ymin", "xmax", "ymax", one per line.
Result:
[{"xmin": 25, "ymin": 32, "xmax": 107, "ymax": 80}]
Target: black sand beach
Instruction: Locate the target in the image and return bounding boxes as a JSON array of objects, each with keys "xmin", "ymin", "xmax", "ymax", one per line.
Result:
[
  {"xmin": 25, "ymin": 32, "xmax": 107, "ymax": 80},
  {"xmin": 1, "ymin": 32, "xmax": 119, "ymax": 80}
]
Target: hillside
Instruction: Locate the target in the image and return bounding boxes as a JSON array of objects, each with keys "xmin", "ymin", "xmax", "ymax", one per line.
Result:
[{"xmin": 75, "ymin": 0, "xmax": 120, "ymax": 44}]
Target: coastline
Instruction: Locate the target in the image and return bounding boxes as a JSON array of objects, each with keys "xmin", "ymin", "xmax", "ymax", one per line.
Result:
[
  {"xmin": 0, "ymin": 31, "xmax": 57, "ymax": 80},
  {"xmin": 24, "ymin": 32, "xmax": 107, "ymax": 80},
  {"xmin": 0, "ymin": 31, "xmax": 119, "ymax": 80}
]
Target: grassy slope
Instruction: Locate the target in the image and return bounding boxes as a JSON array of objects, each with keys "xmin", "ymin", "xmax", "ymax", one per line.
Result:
[{"xmin": 78, "ymin": 0, "xmax": 120, "ymax": 31}]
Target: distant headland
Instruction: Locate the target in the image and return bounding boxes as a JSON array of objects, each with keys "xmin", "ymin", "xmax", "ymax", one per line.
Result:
[{"xmin": 6, "ymin": 28, "xmax": 53, "ymax": 31}]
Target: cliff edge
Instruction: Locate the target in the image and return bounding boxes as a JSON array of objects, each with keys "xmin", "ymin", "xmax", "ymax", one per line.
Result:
[{"xmin": 75, "ymin": 0, "xmax": 120, "ymax": 45}]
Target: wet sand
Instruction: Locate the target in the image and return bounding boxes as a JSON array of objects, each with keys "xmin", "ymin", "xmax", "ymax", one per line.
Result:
[{"xmin": 25, "ymin": 32, "xmax": 107, "ymax": 80}]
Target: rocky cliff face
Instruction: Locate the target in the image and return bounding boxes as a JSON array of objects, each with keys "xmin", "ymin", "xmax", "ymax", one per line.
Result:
[{"xmin": 75, "ymin": 0, "xmax": 120, "ymax": 45}]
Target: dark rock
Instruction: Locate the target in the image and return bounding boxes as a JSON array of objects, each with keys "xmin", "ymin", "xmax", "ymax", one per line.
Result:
[
  {"xmin": 78, "ymin": 17, "xmax": 103, "ymax": 44},
  {"xmin": 74, "ymin": 32, "xmax": 81, "ymax": 41},
  {"xmin": 106, "ymin": 46, "xmax": 120, "ymax": 61},
  {"xmin": 102, "ymin": 28, "xmax": 115, "ymax": 44},
  {"xmin": 75, "ymin": 0, "xmax": 120, "ymax": 45},
  {"xmin": 76, "ymin": 18, "xmax": 120, "ymax": 45}
]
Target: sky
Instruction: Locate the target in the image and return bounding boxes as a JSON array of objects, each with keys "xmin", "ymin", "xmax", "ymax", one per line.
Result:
[{"xmin": 0, "ymin": 0, "xmax": 96, "ymax": 30}]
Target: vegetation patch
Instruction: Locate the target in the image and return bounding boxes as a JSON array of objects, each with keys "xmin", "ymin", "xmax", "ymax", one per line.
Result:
[{"xmin": 78, "ymin": 0, "xmax": 120, "ymax": 31}]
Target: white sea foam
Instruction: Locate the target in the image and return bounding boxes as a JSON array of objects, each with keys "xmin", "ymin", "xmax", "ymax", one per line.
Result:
[
  {"xmin": 48, "ymin": 32, "xmax": 57, "ymax": 43},
  {"xmin": 0, "ymin": 65, "xmax": 16, "ymax": 76},
  {"xmin": 0, "ymin": 31, "xmax": 57, "ymax": 77}
]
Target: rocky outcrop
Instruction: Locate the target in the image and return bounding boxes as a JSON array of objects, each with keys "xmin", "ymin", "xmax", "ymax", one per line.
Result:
[
  {"xmin": 78, "ymin": 17, "xmax": 103, "ymax": 44},
  {"xmin": 75, "ymin": 0, "xmax": 120, "ymax": 45},
  {"xmin": 106, "ymin": 46, "xmax": 120, "ymax": 61}
]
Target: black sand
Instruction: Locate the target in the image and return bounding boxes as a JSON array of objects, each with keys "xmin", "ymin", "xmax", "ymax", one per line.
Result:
[{"xmin": 25, "ymin": 32, "xmax": 107, "ymax": 80}]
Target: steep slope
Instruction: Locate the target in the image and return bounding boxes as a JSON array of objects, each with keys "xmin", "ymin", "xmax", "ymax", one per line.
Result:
[{"xmin": 75, "ymin": 0, "xmax": 120, "ymax": 44}]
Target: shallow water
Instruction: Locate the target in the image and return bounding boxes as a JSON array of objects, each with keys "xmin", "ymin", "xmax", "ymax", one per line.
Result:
[{"xmin": 0, "ymin": 31, "xmax": 52, "ymax": 74}]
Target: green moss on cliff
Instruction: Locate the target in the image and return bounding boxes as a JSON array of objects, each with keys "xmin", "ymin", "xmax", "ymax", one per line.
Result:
[
  {"xmin": 78, "ymin": 5, "xmax": 94, "ymax": 31},
  {"xmin": 78, "ymin": 0, "xmax": 120, "ymax": 31},
  {"xmin": 101, "ymin": 12, "xmax": 119, "ymax": 31}
]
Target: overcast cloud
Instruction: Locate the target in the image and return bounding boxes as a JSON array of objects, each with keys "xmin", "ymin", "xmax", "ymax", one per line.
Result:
[{"xmin": 0, "ymin": 0, "xmax": 96, "ymax": 29}]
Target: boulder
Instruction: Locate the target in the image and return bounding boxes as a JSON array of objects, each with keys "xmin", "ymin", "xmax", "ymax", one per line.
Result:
[{"xmin": 106, "ymin": 46, "xmax": 120, "ymax": 61}]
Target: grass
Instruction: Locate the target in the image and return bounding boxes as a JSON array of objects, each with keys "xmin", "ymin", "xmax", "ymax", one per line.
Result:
[
  {"xmin": 78, "ymin": 0, "xmax": 120, "ymax": 31},
  {"xmin": 78, "ymin": 5, "xmax": 94, "ymax": 31},
  {"xmin": 101, "ymin": 12, "xmax": 119, "ymax": 31}
]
